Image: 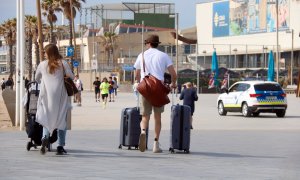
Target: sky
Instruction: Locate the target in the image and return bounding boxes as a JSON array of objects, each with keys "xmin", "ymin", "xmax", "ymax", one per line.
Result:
[{"xmin": 0, "ymin": 0, "xmax": 206, "ymax": 29}]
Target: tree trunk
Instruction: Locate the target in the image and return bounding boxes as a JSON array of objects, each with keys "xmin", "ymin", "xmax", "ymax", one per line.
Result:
[
  {"xmin": 50, "ymin": 22, "xmax": 54, "ymax": 43},
  {"xmin": 35, "ymin": 41, "xmax": 40, "ymax": 66},
  {"xmin": 35, "ymin": 27, "xmax": 40, "ymax": 65},
  {"xmin": 69, "ymin": 20, "xmax": 73, "ymax": 46},
  {"xmin": 107, "ymin": 50, "xmax": 110, "ymax": 66},
  {"xmin": 28, "ymin": 36, "xmax": 33, "ymax": 81},
  {"xmin": 68, "ymin": 20, "xmax": 74, "ymax": 72}
]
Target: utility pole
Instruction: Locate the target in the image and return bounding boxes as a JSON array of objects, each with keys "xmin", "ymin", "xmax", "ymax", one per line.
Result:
[
  {"xmin": 70, "ymin": 0, "xmax": 75, "ymax": 73},
  {"xmin": 176, "ymin": 13, "xmax": 179, "ymax": 83},
  {"xmin": 276, "ymin": 0, "xmax": 279, "ymax": 82}
]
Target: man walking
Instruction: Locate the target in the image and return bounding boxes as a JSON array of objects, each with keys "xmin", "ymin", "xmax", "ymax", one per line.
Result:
[
  {"xmin": 134, "ymin": 34, "xmax": 177, "ymax": 153},
  {"xmin": 108, "ymin": 77, "xmax": 115, "ymax": 102},
  {"xmin": 93, "ymin": 77, "xmax": 101, "ymax": 102}
]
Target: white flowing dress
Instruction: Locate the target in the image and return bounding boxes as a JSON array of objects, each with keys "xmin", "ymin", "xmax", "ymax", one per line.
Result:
[{"xmin": 35, "ymin": 60, "xmax": 74, "ymax": 134}]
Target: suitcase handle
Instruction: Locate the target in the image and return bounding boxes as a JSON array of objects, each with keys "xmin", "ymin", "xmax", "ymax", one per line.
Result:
[{"xmin": 171, "ymin": 89, "xmax": 178, "ymax": 106}]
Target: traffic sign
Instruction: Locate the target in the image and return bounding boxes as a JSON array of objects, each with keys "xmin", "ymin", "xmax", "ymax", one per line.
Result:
[
  {"xmin": 66, "ymin": 46, "xmax": 74, "ymax": 57},
  {"xmin": 91, "ymin": 60, "xmax": 97, "ymax": 70},
  {"xmin": 73, "ymin": 60, "xmax": 79, "ymax": 67},
  {"xmin": 122, "ymin": 65, "xmax": 134, "ymax": 71}
]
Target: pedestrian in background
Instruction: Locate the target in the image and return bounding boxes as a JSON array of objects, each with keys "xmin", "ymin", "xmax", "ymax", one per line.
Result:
[
  {"xmin": 1, "ymin": 78, "xmax": 5, "ymax": 91},
  {"xmin": 100, "ymin": 77, "xmax": 109, "ymax": 109},
  {"xmin": 179, "ymin": 82, "xmax": 198, "ymax": 129},
  {"xmin": 108, "ymin": 77, "xmax": 115, "ymax": 102},
  {"xmin": 93, "ymin": 77, "xmax": 101, "ymax": 102},
  {"xmin": 24, "ymin": 77, "xmax": 29, "ymax": 88},
  {"xmin": 74, "ymin": 75, "xmax": 83, "ymax": 106},
  {"xmin": 35, "ymin": 43, "xmax": 74, "ymax": 155},
  {"xmin": 113, "ymin": 77, "xmax": 118, "ymax": 97},
  {"xmin": 5, "ymin": 76, "xmax": 14, "ymax": 89}
]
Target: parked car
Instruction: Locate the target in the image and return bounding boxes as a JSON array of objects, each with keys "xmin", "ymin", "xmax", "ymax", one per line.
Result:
[{"xmin": 217, "ymin": 81, "xmax": 287, "ymax": 117}]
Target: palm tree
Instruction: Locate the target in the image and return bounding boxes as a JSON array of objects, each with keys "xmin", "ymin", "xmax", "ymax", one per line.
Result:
[
  {"xmin": 59, "ymin": 0, "xmax": 85, "ymax": 73},
  {"xmin": 34, "ymin": 23, "xmax": 41, "ymax": 66},
  {"xmin": 25, "ymin": 15, "xmax": 38, "ymax": 80},
  {"xmin": 100, "ymin": 32, "xmax": 118, "ymax": 66},
  {"xmin": 0, "ymin": 18, "xmax": 17, "ymax": 77},
  {"xmin": 59, "ymin": 0, "xmax": 85, "ymax": 46},
  {"xmin": 41, "ymin": 0, "xmax": 62, "ymax": 43}
]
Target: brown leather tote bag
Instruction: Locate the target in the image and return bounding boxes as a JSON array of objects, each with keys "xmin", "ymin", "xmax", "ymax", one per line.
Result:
[{"xmin": 137, "ymin": 54, "xmax": 171, "ymax": 107}]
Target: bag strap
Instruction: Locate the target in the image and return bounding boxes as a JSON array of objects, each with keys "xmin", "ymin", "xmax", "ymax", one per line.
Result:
[
  {"xmin": 142, "ymin": 52, "xmax": 146, "ymax": 73},
  {"xmin": 61, "ymin": 60, "xmax": 66, "ymax": 76}
]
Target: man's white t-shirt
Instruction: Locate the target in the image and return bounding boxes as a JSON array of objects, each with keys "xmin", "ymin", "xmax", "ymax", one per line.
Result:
[{"xmin": 134, "ymin": 48, "xmax": 173, "ymax": 81}]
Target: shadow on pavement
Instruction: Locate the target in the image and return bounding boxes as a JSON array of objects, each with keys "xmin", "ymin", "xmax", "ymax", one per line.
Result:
[
  {"xmin": 65, "ymin": 149, "xmax": 171, "ymax": 159},
  {"xmin": 190, "ymin": 151, "xmax": 284, "ymax": 159}
]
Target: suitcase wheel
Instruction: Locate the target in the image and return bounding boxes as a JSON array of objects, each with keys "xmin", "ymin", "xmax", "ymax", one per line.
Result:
[
  {"xmin": 184, "ymin": 149, "xmax": 190, "ymax": 154},
  {"xmin": 26, "ymin": 141, "xmax": 33, "ymax": 151},
  {"xmin": 47, "ymin": 143, "xmax": 51, "ymax": 152},
  {"xmin": 169, "ymin": 148, "xmax": 175, "ymax": 153},
  {"xmin": 118, "ymin": 144, "xmax": 122, "ymax": 149},
  {"xmin": 128, "ymin": 146, "xmax": 132, "ymax": 150}
]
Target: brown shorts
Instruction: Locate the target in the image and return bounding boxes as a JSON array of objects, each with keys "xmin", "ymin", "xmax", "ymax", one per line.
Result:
[{"xmin": 140, "ymin": 96, "xmax": 164, "ymax": 116}]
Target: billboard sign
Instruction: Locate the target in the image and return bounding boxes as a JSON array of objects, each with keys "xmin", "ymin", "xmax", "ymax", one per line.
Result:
[
  {"xmin": 212, "ymin": 1, "xmax": 230, "ymax": 37},
  {"xmin": 212, "ymin": 0, "xmax": 290, "ymax": 37}
]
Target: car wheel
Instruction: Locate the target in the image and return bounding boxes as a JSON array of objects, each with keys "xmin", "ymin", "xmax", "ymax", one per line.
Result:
[
  {"xmin": 276, "ymin": 110, "xmax": 286, "ymax": 117},
  {"xmin": 218, "ymin": 101, "xmax": 227, "ymax": 116},
  {"xmin": 242, "ymin": 103, "xmax": 251, "ymax": 117},
  {"xmin": 252, "ymin": 112, "xmax": 260, "ymax": 117}
]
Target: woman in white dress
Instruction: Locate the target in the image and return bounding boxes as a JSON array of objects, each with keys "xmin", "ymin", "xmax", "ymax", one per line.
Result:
[{"xmin": 35, "ymin": 43, "xmax": 74, "ymax": 155}]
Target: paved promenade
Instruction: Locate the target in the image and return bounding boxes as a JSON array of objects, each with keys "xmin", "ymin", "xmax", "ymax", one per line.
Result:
[{"xmin": 0, "ymin": 91, "xmax": 300, "ymax": 179}]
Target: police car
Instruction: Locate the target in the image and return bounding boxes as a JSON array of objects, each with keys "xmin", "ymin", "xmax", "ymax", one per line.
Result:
[{"xmin": 217, "ymin": 81, "xmax": 287, "ymax": 117}]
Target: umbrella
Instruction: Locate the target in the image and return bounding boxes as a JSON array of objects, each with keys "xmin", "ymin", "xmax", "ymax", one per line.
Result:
[
  {"xmin": 208, "ymin": 50, "xmax": 219, "ymax": 88},
  {"xmin": 267, "ymin": 50, "xmax": 275, "ymax": 81}
]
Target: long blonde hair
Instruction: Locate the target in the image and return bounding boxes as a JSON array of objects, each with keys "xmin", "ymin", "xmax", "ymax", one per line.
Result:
[{"xmin": 44, "ymin": 43, "xmax": 63, "ymax": 74}]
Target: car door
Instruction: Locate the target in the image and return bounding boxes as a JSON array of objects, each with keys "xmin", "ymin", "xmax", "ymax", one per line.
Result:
[{"xmin": 223, "ymin": 83, "xmax": 247, "ymax": 111}]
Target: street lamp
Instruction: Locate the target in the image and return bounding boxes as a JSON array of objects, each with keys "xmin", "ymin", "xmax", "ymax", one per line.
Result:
[
  {"xmin": 286, "ymin": 29, "xmax": 294, "ymax": 85},
  {"xmin": 169, "ymin": 13, "xmax": 179, "ymax": 83},
  {"xmin": 233, "ymin": 48, "xmax": 238, "ymax": 69},
  {"xmin": 276, "ymin": 0, "xmax": 279, "ymax": 82},
  {"xmin": 267, "ymin": 0, "xmax": 280, "ymax": 82},
  {"xmin": 196, "ymin": 44, "xmax": 199, "ymax": 94},
  {"xmin": 263, "ymin": 46, "xmax": 268, "ymax": 68},
  {"xmin": 202, "ymin": 50, "xmax": 207, "ymax": 69}
]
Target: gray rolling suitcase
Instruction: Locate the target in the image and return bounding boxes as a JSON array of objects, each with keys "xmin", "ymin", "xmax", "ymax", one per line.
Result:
[
  {"xmin": 118, "ymin": 107, "xmax": 148, "ymax": 150},
  {"xmin": 169, "ymin": 92, "xmax": 191, "ymax": 153}
]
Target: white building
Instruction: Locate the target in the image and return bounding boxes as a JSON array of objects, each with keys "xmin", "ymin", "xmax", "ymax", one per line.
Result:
[{"xmin": 195, "ymin": 0, "xmax": 300, "ymax": 74}]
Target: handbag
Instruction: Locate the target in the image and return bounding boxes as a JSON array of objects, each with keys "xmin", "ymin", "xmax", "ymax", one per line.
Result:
[
  {"xmin": 137, "ymin": 53, "xmax": 171, "ymax": 107},
  {"xmin": 61, "ymin": 61, "xmax": 78, "ymax": 96}
]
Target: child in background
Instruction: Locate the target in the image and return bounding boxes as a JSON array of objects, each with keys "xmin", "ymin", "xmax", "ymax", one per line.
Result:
[{"xmin": 179, "ymin": 82, "xmax": 198, "ymax": 129}]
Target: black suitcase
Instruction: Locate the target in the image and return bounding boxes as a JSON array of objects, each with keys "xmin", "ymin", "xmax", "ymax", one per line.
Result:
[
  {"xmin": 169, "ymin": 104, "xmax": 191, "ymax": 153},
  {"xmin": 118, "ymin": 107, "xmax": 148, "ymax": 150}
]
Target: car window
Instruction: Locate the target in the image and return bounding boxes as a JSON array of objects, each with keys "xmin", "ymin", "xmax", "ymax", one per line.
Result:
[
  {"xmin": 229, "ymin": 84, "xmax": 239, "ymax": 92},
  {"xmin": 237, "ymin": 83, "xmax": 250, "ymax": 91},
  {"xmin": 254, "ymin": 83, "xmax": 282, "ymax": 91}
]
